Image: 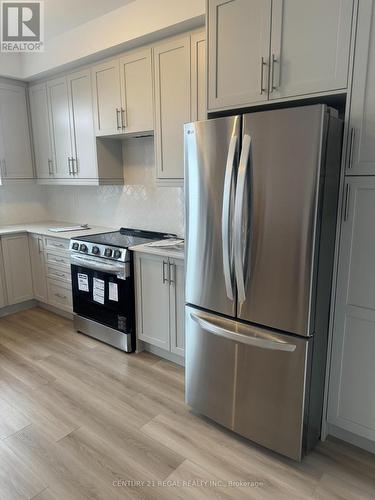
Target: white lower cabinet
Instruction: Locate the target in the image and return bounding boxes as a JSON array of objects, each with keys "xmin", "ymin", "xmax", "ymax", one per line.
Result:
[
  {"xmin": 29, "ymin": 234, "xmax": 48, "ymax": 302},
  {"xmin": 0, "ymin": 244, "xmax": 7, "ymax": 308},
  {"xmin": 1, "ymin": 234, "xmax": 34, "ymax": 305},
  {"xmin": 328, "ymin": 177, "xmax": 375, "ymax": 443},
  {"xmin": 135, "ymin": 252, "xmax": 185, "ymax": 357}
]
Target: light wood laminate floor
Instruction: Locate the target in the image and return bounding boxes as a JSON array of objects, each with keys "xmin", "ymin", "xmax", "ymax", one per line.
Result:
[{"xmin": 0, "ymin": 307, "xmax": 374, "ymax": 500}]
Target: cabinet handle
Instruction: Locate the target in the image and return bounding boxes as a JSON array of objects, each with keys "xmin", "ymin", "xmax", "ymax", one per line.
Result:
[
  {"xmin": 348, "ymin": 127, "xmax": 355, "ymax": 170},
  {"xmin": 169, "ymin": 262, "xmax": 176, "ymax": 284},
  {"xmin": 73, "ymin": 157, "xmax": 78, "ymax": 175},
  {"xmin": 51, "ymin": 242, "xmax": 64, "ymax": 248},
  {"xmin": 2, "ymin": 158, "xmax": 7, "ymax": 177},
  {"xmin": 270, "ymin": 54, "xmax": 278, "ymax": 92},
  {"xmin": 55, "ymin": 292, "xmax": 67, "ymax": 300},
  {"xmin": 162, "ymin": 260, "xmax": 169, "ymax": 284},
  {"xmin": 121, "ymin": 108, "xmax": 127, "ymax": 128},
  {"xmin": 68, "ymin": 157, "xmax": 73, "ymax": 175},
  {"xmin": 48, "ymin": 158, "xmax": 53, "ymax": 175},
  {"xmin": 343, "ymin": 183, "xmax": 350, "ymax": 221},
  {"xmin": 116, "ymin": 108, "xmax": 121, "ymax": 130},
  {"xmin": 260, "ymin": 57, "xmax": 267, "ymax": 94},
  {"xmin": 38, "ymin": 238, "xmax": 42, "ymax": 254},
  {"xmin": 52, "ymin": 257, "xmax": 65, "ymax": 263},
  {"xmin": 51, "ymin": 271, "xmax": 65, "ymax": 278}
]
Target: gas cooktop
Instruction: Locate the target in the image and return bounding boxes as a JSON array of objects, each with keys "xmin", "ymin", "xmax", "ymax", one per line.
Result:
[{"xmin": 70, "ymin": 228, "xmax": 176, "ymax": 262}]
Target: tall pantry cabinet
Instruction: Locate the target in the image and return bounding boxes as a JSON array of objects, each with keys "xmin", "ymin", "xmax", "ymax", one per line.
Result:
[{"xmin": 327, "ymin": 0, "xmax": 375, "ymax": 450}]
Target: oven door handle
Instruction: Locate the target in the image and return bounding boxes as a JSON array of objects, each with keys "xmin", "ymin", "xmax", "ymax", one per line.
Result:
[{"xmin": 71, "ymin": 253, "xmax": 129, "ymax": 280}]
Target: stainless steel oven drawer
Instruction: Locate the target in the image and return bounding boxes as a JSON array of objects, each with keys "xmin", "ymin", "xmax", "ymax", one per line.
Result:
[{"xmin": 185, "ymin": 305, "xmax": 311, "ymax": 460}]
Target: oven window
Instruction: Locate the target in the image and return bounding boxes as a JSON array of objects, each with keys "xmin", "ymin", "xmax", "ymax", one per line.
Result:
[{"xmin": 71, "ymin": 264, "xmax": 134, "ymax": 334}]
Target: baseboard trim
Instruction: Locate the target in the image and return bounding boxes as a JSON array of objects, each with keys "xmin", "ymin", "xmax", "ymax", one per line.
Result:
[
  {"xmin": 37, "ymin": 301, "xmax": 73, "ymax": 320},
  {"xmin": 140, "ymin": 341, "xmax": 185, "ymax": 367},
  {"xmin": 328, "ymin": 423, "xmax": 375, "ymax": 455},
  {"xmin": 0, "ymin": 300, "xmax": 36, "ymax": 317}
]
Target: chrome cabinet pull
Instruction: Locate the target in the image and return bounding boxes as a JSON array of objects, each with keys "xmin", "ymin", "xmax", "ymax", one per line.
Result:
[
  {"xmin": 343, "ymin": 183, "xmax": 351, "ymax": 221},
  {"xmin": 348, "ymin": 127, "xmax": 355, "ymax": 169},
  {"xmin": 116, "ymin": 108, "xmax": 121, "ymax": 130},
  {"xmin": 71, "ymin": 157, "xmax": 78, "ymax": 175},
  {"xmin": 37, "ymin": 238, "xmax": 42, "ymax": 254},
  {"xmin": 260, "ymin": 57, "xmax": 267, "ymax": 94},
  {"xmin": 68, "ymin": 157, "xmax": 73, "ymax": 175},
  {"xmin": 270, "ymin": 54, "xmax": 278, "ymax": 92},
  {"xmin": 121, "ymin": 108, "xmax": 127, "ymax": 129},
  {"xmin": 169, "ymin": 262, "xmax": 176, "ymax": 284},
  {"xmin": 48, "ymin": 158, "xmax": 53, "ymax": 175},
  {"xmin": 2, "ymin": 158, "xmax": 7, "ymax": 177},
  {"xmin": 162, "ymin": 260, "xmax": 169, "ymax": 284},
  {"xmin": 55, "ymin": 292, "xmax": 67, "ymax": 300}
]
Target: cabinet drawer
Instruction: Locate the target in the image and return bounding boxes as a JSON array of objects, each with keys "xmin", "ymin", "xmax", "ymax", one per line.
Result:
[
  {"xmin": 47, "ymin": 279, "xmax": 72, "ymax": 312},
  {"xmin": 44, "ymin": 236, "xmax": 70, "ymax": 253},
  {"xmin": 47, "ymin": 265, "xmax": 71, "ymax": 283},
  {"xmin": 45, "ymin": 251, "xmax": 70, "ymax": 268}
]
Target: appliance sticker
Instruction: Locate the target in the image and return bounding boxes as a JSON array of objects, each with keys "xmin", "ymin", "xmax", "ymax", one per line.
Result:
[
  {"xmin": 78, "ymin": 273, "xmax": 89, "ymax": 292},
  {"xmin": 109, "ymin": 282, "xmax": 118, "ymax": 302},
  {"xmin": 93, "ymin": 278, "xmax": 105, "ymax": 304}
]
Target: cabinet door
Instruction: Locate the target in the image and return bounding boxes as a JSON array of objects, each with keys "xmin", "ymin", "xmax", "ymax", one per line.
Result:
[
  {"xmin": 270, "ymin": 0, "xmax": 354, "ymax": 100},
  {"xmin": 347, "ymin": 0, "xmax": 375, "ymax": 175},
  {"xmin": 169, "ymin": 258, "xmax": 185, "ymax": 357},
  {"xmin": 29, "ymin": 234, "xmax": 47, "ymax": 302},
  {"xmin": 47, "ymin": 77, "xmax": 73, "ymax": 179},
  {"xmin": 191, "ymin": 31, "xmax": 206, "ymax": 121},
  {"xmin": 92, "ymin": 60, "xmax": 122, "ymax": 136},
  {"xmin": 154, "ymin": 36, "xmax": 191, "ymax": 181},
  {"xmin": 328, "ymin": 177, "xmax": 375, "ymax": 442},
  {"xmin": 29, "ymin": 83, "xmax": 54, "ymax": 179},
  {"xmin": 0, "ymin": 244, "xmax": 7, "ymax": 308},
  {"xmin": 119, "ymin": 48, "xmax": 154, "ymax": 134},
  {"xmin": 1, "ymin": 234, "xmax": 33, "ymax": 305},
  {"xmin": 135, "ymin": 253, "xmax": 170, "ymax": 350},
  {"xmin": 0, "ymin": 83, "xmax": 33, "ymax": 179},
  {"xmin": 67, "ymin": 69, "xmax": 97, "ymax": 179},
  {"xmin": 207, "ymin": 0, "xmax": 271, "ymax": 111}
]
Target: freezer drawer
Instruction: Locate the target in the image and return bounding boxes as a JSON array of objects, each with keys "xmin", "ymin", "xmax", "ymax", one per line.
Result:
[{"xmin": 185, "ymin": 306, "xmax": 311, "ymax": 460}]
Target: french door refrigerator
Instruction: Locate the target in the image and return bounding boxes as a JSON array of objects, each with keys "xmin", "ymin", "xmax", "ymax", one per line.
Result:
[{"xmin": 184, "ymin": 104, "xmax": 343, "ymax": 460}]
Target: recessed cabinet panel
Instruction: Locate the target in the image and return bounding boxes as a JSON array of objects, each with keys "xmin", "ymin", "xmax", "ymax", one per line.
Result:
[
  {"xmin": 208, "ymin": 0, "xmax": 271, "ymax": 110},
  {"xmin": 1, "ymin": 235, "xmax": 33, "ymax": 305},
  {"xmin": 47, "ymin": 77, "xmax": 72, "ymax": 178},
  {"xmin": 119, "ymin": 48, "xmax": 154, "ymax": 134},
  {"xmin": 29, "ymin": 83, "xmax": 54, "ymax": 179},
  {"xmin": 0, "ymin": 83, "xmax": 33, "ymax": 179},
  {"xmin": 191, "ymin": 32, "xmax": 206, "ymax": 121},
  {"xmin": 154, "ymin": 36, "xmax": 191, "ymax": 180},
  {"xmin": 29, "ymin": 234, "xmax": 47, "ymax": 303},
  {"xmin": 0, "ymin": 245, "xmax": 7, "ymax": 308},
  {"xmin": 270, "ymin": 0, "xmax": 354, "ymax": 99},
  {"xmin": 170, "ymin": 258, "xmax": 185, "ymax": 356},
  {"xmin": 92, "ymin": 60, "xmax": 122, "ymax": 136},
  {"xmin": 328, "ymin": 178, "xmax": 375, "ymax": 441}
]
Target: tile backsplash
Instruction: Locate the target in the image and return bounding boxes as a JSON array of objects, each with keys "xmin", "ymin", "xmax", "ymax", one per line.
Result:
[
  {"xmin": 0, "ymin": 184, "xmax": 48, "ymax": 225},
  {"xmin": 45, "ymin": 137, "xmax": 185, "ymax": 236}
]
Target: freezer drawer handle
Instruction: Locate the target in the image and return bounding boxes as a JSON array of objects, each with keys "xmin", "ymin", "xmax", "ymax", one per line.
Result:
[
  {"xmin": 190, "ymin": 312, "xmax": 296, "ymax": 352},
  {"xmin": 222, "ymin": 133, "xmax": 238, "ymax": 301},
  {"xmin": 234, "ymin": 134, "xmax": 251, "ymax": 304}
]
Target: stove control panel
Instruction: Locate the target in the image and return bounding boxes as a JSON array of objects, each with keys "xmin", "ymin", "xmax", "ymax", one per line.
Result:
[{"xmin": 70, "ymin": 240, "xmax": 127, "ymax": 263}]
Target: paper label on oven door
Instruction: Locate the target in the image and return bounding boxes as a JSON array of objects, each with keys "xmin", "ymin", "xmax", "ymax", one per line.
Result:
[
  {"xmin": 108, "ymin": 282, "xmax": 118, "ymax": 302},
  {"xmin": 93, "ymin": 278, "xmax": 105, "ymax": 304},
  {"xmin": 78, "ymin": 273, "xmax": 89, "ymax": 292}
]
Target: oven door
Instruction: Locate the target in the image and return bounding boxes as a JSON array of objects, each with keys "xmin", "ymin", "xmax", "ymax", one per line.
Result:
[{"xmin": 71, "ymin": 254, "xmax": 134, "ymax": 336}]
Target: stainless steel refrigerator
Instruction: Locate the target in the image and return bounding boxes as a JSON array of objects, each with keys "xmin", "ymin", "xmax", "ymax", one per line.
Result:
[{"xmin": 184, "ymin": 104, "xmax": 343, "ymax": 460}]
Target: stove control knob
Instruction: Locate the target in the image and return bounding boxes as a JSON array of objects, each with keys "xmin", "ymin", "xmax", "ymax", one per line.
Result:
[
  {"xmin": 92, "ymin": 246, "xmax": 100, "ymax": 255},
  {"xmin": 72, "ymin": 242, "xmax": 79, "ymax": 251},
  {"xmin": 113, "ymin": 250, "xmax": 121, "ymax": 259},
  {"xmin": 79, "ymin": 244, "xmax": 88, "ymax": 253},
  {"xmin": 104, "ymin": 248, "xmax": 113, "ymax": 258}
]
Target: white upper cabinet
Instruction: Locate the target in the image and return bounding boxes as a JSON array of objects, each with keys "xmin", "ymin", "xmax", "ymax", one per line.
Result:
[
  {"xmin": 154, "ymin": 35, "xmax": 191, "ymax": 181},
  {"xmin": 207, "ymin": 0, "xmax": 354, "ymax": 111},
  {"xmin": 29, "ymin": 83, "xmax": 54, "ymax": 179},
  {"xmin": 270, "ymin": 0, "xmax": 354, "ymax": 100},
  {"xmin": 328, "ymin": 177, "xmax": 375, "ymax": 442},
  {"xmin": 92, "ymin": 59, "xmax": 122, "ymax": 136},
  {"xmin": 47, "ymin": 77, "xmax": 73, "ymax": 178},
  {"xmin": 191, "ymin": 31, "xmax": 207, "ymax": 121},
  {"xmin": 119, "ymin": 48, "xmax": 154, "ymax": 134},
  {"xmin": 0, "ymin": 83, "xmax": 34, "ymax": 180},
  {"xmin": 208, "ymin": 0, "xmax": 271, "ymax": 111},
  {"xmin": 346, "ymin": 0, "xmax": 375, "ymax": 175},
  {"xmin": 67, "ymin": 69, "xmax": 97, "ymax": 179}
]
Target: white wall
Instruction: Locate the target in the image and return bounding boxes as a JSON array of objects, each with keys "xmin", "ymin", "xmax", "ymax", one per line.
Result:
[
  {"xmin": 22, "ymin": 0, "xmax": 205, "ymax": 79},
  {"xmin": 0, "ymin": 184, "xmax": 49, "ymax": 225},
  {"xmin": 0, "ymin": 53, "xmax": 22, "ymax": 79},
  {"xmin": 45, "ymin": 137, "xmax": 184, "ymax": 236}
]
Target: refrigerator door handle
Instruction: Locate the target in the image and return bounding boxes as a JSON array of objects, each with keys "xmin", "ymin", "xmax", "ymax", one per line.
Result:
[
  {"xmin": 234, "ymin": 134, "xmax": 251, "ymax": 304},
  {"xmin": 222, "ymin": 134, "xmax": 238, "ymax": 301},
  {"xmin": 190, "ymin": 312, "xmax": 296, "ymax": 352}
]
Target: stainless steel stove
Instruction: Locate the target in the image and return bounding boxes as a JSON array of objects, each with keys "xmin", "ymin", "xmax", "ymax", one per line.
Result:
[{"xmin": 70, "ymin": 228, "xmax": 175, "ymax": 352}]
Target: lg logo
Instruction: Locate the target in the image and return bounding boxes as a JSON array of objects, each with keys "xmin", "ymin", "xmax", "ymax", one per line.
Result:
[{"xmin": 1, "ymin": 1, "xmax": 43, "ymax": 52}]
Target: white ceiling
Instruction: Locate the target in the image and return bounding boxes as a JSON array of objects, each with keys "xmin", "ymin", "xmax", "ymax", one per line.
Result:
[{"xmin": 44, "ymin": 0, "xmax": 135, "ymax": 40}]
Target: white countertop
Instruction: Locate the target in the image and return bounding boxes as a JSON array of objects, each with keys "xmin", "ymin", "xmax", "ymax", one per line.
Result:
[
  {"xmin": 129, "ymin": 242, "xmax": 185, "ymax": 260},
  {"xmin": 0, "ymin": 221, "xmax": 115, "ymax": 240}
]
